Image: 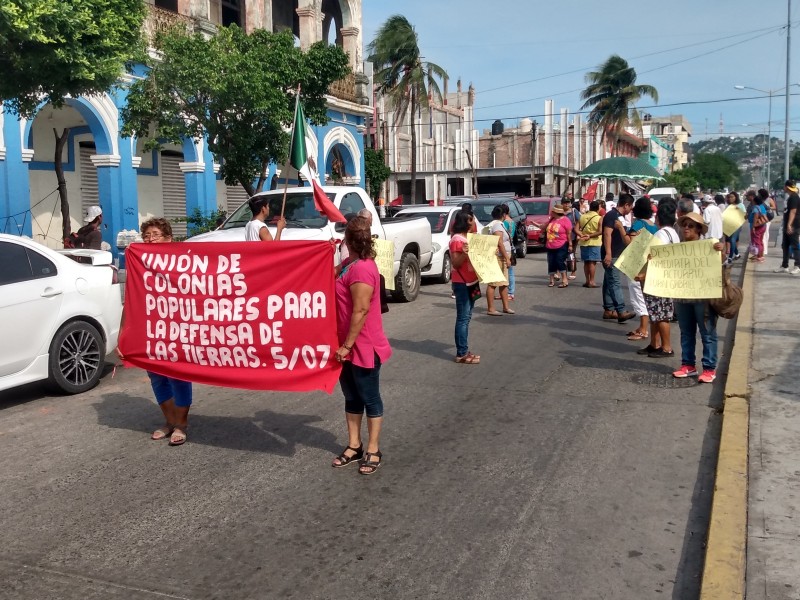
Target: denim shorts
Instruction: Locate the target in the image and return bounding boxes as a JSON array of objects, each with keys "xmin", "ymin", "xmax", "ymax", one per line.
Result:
[{"xmin": 580, "ymin": 246, "xmax": 601, "ymax": 262}]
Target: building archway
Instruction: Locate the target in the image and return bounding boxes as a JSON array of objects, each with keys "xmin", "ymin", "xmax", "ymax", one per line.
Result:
[{"xmin": 323, "ymin": 126, "xmax": 361, "ymax": 184}]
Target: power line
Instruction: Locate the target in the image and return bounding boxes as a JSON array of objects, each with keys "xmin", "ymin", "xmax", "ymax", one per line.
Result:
[
  {"xmin": 480, "ymin": 22, "xmax": 790, "ymax": 95},
  {"xmin": 476, "ymin": 25, "xmax": 785, "ymax": 110}
]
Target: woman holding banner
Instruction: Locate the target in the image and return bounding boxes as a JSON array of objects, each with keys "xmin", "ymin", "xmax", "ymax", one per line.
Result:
[
  {"xmin": 450, "ymin": 210, "xmax": 480, "ymax": 364},
  {"xmin": 117, "ymin": 218, "xmax": 193, "ymax": 446},
  {"xmin": 332, "ymin": 217, "xmax": 392, "ymax": 475},
  {"xmin": 672, "ymin": 212, "xmax": 722, "ymax": 383}
]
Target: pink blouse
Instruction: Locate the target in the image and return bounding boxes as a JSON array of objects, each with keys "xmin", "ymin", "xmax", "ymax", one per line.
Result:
[{"xmin": 335, "ymin": 258, "xmax": 392, "ymax": 368}]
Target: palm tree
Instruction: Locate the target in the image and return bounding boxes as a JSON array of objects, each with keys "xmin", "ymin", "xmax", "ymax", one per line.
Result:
[
  {"xmin": 580, "ymin": 55, "xmax": 658, "ymax": 156},
  {"xmin": 368, "ymin": 15, "xmax": 448, "ymax": 203}
]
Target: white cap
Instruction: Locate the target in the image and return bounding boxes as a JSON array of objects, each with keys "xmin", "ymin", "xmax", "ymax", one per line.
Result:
[
  {"xmin": 84, "ymin": 205, "xmax": 102, "ymax": 222},
  {"xmin": 701, "ymin": 194, "xmax": 714, "ymax": 204}
]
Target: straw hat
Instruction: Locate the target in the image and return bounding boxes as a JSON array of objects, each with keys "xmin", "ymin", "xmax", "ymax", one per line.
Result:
[
  {"xmin": 676, "ymin": 212, "xmax": 708, "ymax": 235},
  {"xmin": 551, "ymin": 206, "xmax": 565, "ymax": 215}
]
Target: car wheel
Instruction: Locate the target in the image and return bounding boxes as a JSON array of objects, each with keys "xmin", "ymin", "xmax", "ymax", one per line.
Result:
[
  {"xmin": 391, "ymin": 252, "xmax": 420, "ymax": 302},
  {"xmin": 47, "ymin": 321, "xmax": 106, "ymax": 394},
  {"xmin": 516, "ymin": 240, "xmax": 527, "ymax": 259},
  {"xmin": 436, "ymin": 252, "xmax": 452, "ymax": 284}
]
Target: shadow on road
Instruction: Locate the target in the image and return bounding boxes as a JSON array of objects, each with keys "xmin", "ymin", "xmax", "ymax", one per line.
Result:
[
  {"xmin": 93, "ymin": 392, "xmax": 339, "ymax": 456},
  {"xmin": 388, "ymin": 337, "xmax": 452, "ymax": 360}
]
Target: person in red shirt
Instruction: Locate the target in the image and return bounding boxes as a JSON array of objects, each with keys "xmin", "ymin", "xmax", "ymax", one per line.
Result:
[
  {"xmin": 450, "ymin": 210, "xmax": 480, "ymax": 364},
  {"xmin": 331, "ymin": 217, "xmax": 393, "ymax": 475}
]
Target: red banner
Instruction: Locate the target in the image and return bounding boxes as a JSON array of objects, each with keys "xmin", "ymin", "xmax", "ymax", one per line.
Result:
[{"xmin": 119, "ymin": 241, "xmax": 341, "ymax": 393}]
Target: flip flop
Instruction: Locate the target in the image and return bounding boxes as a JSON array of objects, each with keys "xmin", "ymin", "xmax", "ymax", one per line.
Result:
[
  {"xmin": 557, "ymin": 284, "xmax": 568, "ymax": 288},
  {"xmin": 151, "ymin": 426, "xmax": 173, "ymax": 441},
  {"xmin": 548, "ymin": 282, "xmax": 555, "ymax": 287},
  {"xmin": 502, "ymin": 309, "xmax": 515, "ymax": 314},
  {"xmin": 169, "ymin": 428, "xmax": 187, "ymax": 446},
  {"xmin": 486, "ymin": 310, "xmax": 503, "ymax": 316},
  {"xmin": 627, "ymin": 331, "xmax": 648, "ymax": 341}
]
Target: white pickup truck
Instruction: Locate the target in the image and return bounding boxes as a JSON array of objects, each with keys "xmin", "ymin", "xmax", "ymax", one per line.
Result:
[{"xmin": 189, "ymin": 185, "xmax": 433, "ymax": 302}]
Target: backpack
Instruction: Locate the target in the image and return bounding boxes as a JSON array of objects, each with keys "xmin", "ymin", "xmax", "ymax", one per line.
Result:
[{"xmin": 709, "ymin": 265, "xmax": 743, "ymax": 319}]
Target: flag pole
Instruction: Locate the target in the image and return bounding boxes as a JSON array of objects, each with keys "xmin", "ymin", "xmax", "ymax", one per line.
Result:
[{"xmin": 281, "ymin": 85, "xmax": 302, "ymax": 219}]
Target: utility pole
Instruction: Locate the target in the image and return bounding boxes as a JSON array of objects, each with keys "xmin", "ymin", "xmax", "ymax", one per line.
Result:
[
  {"xmin": 531, "ymin": 120, "xmax": 537, "ymax": 196},
  {"xmin": 465, "ymin": 149, "xmax": 478, "ymax": 198},
  {"xmin": 785, "ymin": 0, "xmax": 793, "ymax": 181}
]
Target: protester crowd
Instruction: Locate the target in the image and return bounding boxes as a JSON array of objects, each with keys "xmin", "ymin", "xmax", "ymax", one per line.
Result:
[{"xmin": 118, "ymin": 180, "xmax": 800, "ymax": 476}]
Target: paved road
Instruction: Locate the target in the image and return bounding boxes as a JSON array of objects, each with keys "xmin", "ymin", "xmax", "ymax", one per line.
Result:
[{"xmin": 0, "ymin": 253, "xmax": 733, "ymax": 600}]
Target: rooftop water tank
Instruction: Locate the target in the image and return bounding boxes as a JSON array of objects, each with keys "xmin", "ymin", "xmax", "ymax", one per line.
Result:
[
  {"xmin": 519, "ymin": 118, "xmax": 532, "ymax": 132},
  {"xmin": 491, "ymin": 119, "xmax": 504, "ymax": 136}
]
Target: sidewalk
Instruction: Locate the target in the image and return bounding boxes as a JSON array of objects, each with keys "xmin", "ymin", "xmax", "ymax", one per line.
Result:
[{"xmin": 746, "ymin": 255, "xmax": 800, "ymax": 599}]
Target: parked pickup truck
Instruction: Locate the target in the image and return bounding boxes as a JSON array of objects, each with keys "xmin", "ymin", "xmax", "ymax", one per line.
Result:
[{"xmin": 189, "ymin": 185, "xmax": 433, "ymax": 302}]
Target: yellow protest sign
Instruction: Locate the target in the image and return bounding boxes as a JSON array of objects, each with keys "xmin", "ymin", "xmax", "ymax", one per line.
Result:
[
  {"xmin": 614, "ymin": 229, "xmax": 655, "ymax": 280},
  {"xmin": 643, "ymin": 239, "xmax": 723, "ymax": 299},
  {"xmin": 722, "ymin": 205, "xmax": 745, "ymax": 237},
  {"xmin": 373, "ymin": 239, "xmax": 395, "ymax": 290},
  {"xmin": 466, "ymin": 233, "xmax": 506, "ymax": 284}
]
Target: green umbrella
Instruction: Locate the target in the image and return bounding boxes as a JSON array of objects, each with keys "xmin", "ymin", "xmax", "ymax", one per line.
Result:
[{"xmin": 579, "ymin": 156, "xmax": 665, "ymax": 180}]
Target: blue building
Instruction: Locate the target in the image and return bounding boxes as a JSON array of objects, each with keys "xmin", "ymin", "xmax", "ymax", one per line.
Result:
[{"xmin": 0, "ymin": 0, "xmax": 371, "ymax": 255}]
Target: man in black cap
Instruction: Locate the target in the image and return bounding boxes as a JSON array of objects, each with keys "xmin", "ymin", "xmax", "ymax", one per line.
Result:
[{"xmin": 774, "ymin": 179, "xmax": 800, "ymax": 274}]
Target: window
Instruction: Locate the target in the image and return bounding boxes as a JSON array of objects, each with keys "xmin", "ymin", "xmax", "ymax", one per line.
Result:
[
  {"xmin": 339, "ymin": 192, "xmax": 366, "ymax": 219},
  {"xmin": 27, "ymin": 249, "xmax": 57, "ymax": 279},
  {"xmin": 221, "ymin": 0, "xmax": 241, "ymax": 27},
  {"xmin": 0, "ymin": 242, "xmax": 33, "ymax": 286},
  {"xmin": 154, "ymin": 0, "xmax": 178, "ymax": 12}
]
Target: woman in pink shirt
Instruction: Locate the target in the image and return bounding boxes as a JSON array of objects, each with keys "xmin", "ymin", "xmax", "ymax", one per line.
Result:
[
  {"xmin": 545, "ymin": 206, "xmax": 573, "ymax": 287},
  {"xmin": 449, "ymin": 210, "xmax": 480, "ymax": 364},
  {"xmin": 331, "ymin": 217, "xmax": 392, "ymax": 475}
]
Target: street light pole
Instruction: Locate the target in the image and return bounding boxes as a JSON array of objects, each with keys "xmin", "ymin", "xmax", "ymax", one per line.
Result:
[{"xmin": 784, "ymin": 0, "xmax": 793, "ymax": 181}]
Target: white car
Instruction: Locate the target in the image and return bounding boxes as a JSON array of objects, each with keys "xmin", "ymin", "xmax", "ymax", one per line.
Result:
[
  {"xmin": 0, "ymin": 234, "xmax": 123, "ymax": 394},
  {"xmin": 394, "ymin": 206, "xmax": 482, "ymax": 284}
]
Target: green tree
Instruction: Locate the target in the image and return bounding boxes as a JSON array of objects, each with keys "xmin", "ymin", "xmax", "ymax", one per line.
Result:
[
  {"xmin": 664, "ymin": 167, "xmax": 699, "ymax": 194},
  {"xmin": 368, "ymin": 15, "xmax": 448, "ymax": 204},
  {"xmin": 364, "ymin": 148, "xmax": 392, "ymax": 201},
  {"xmin": 0, "ymin": 0, "xmax": 146, "ymax": 241},
  {"xmin": 690, "ymin": 153, "xmax": 740, "ymax": 190},
  {"xmin": 580, "ymin": 55, "xmax": 658, "ymax": 156},
  {"xmin": 121, "ymin": 27, "xmax": 349, "ymax": 196}
]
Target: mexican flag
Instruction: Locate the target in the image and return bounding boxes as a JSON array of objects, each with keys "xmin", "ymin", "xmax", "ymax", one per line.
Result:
[{"xmin": 289, "ymin": 102, "xmax": 346, "ymax": 223}]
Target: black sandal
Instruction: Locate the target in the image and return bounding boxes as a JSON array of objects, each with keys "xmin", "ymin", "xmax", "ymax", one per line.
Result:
[
  {"xmin": 359, "ymin": 451, "xmax": 382, "ymax": 475},
  {"xmin": 332, "ymin": 444, "xmax": 363, "ymax": 468}
]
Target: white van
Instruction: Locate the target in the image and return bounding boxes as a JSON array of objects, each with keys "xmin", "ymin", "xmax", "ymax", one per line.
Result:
[{"xmin": 646, "ymin": 187, "xmax": 679, "ymax": 202}]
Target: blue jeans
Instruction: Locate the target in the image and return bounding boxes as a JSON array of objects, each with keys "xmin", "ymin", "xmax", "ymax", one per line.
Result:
[
  {"xmin": 675, "ymin": 302, "xmax": 718, "ymax": 370},
  {"xmin": 602, "ymin": 260, "xmax": 625, "ymax": 312},
  {"xmin": 547, "ymin": 244, "xmax": 569, "ymax": 274},
  {"xmin": 453, "ymin": 282, "xmax": 475, "ymax": 357},
  {"xmin": 728, "ymin": 229, "xmax": 741, "ymax": 258},
  {"xmin": 340, "ymin": 357, "xmax": 383, "ymax": 418},
  {"xmin": 147, "ymin": 372, "xmax": 193, "ymax": 407},
  {"xmin": 507, "ymin": 266, "xmax": 516, "ymax": 295}
]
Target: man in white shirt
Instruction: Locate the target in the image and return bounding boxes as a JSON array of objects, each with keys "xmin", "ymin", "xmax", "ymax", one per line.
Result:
[{"xmin": 701, "ymin": 195, "xmax": 723, "ymax": 240}]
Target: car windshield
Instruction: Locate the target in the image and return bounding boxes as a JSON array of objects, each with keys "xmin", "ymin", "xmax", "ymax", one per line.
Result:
[
  {"xmin": 399, "ymin": 211, "xmax": 448, "ymax": 233},
  {"xmin": 522, "ymin": 202, "xmax": 551, "ymax": 216},
  {"xmin": 220, "ymin": 191, "xmax": 335, "ymax": 230},
  {"xmin": 471, "ymin": 204, "xmax": 496, "ymax": 223}
]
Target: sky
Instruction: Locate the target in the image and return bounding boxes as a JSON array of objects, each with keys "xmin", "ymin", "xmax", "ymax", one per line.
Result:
[{"xmin": 362, "ymin": 0, "xmax": 799, "ymax": 143}]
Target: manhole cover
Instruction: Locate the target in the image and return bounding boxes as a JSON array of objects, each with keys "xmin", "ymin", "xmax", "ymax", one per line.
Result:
[{"xmin": 634, "ymin": 372, "xmax": 698, "ymax": 388}]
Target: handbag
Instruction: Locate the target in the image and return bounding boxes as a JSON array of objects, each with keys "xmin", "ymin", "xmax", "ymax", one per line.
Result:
[
  {"xmin": 454, "ymin": 265, "xmax": 481, "ymax": 301},
  {"xmin": 709, "ymin": 265, "xmax": 743, "ymax": 319}
]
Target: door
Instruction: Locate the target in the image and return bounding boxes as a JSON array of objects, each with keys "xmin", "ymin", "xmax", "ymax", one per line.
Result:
[
  {"xmin": 161, "ymin": 153, "xmax": 187, "ymax": 238},
  {"xmin": 0, "ymin": 242, "xmax": 63, "ymax": 377}
]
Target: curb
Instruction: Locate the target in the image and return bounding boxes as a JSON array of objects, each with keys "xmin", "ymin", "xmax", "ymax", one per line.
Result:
[{"xmin": 699, "ymin": 263, "xmax": 755, "ymax": 600}]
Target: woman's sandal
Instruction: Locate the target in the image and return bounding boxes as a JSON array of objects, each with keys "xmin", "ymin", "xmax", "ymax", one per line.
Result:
[
  {"xmin": 557, "ymin": 283, "xmax": 568, "ymax": 288},
  {"xmin": 151, "ymin": 426, "xmax": 173, "ymax": 441},
  {"xmin": 456, "ymin": 353, "xmax": 481, "ymax": 364},
  {"xmin": 548, "ymin": 282, "xmax": 555, "ymax": 287},
  {"xmin": 627, "ymin": 331, "xmax": 648, "ymax": 341},
  {"xmin": 169, "ymin": 427, "xmax": 187, "ymax": 446},
  {"xmin": 332, "ymin": 444, "xmax": 363, "ymax": 468},
  {"xmin": 359, "ymin": 451, "xmax": 382, "ymax": 475}
]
